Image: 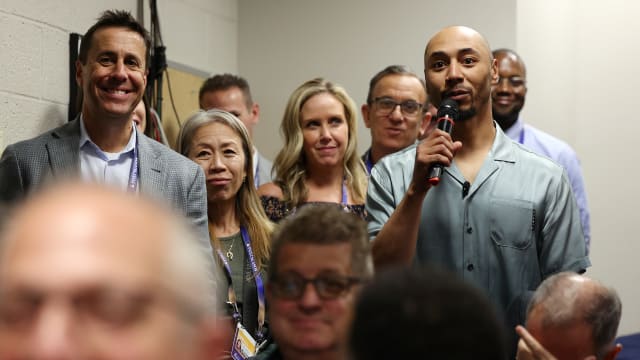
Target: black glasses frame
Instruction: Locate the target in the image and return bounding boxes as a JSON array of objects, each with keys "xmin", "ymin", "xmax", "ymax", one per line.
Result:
[
  {"xmin": 373, "ymin": 97, "xmax": 424, "ymax": 117},
  {"xmin": 271, "ymin": 273, "xmax": 361, "ymax": 300}
]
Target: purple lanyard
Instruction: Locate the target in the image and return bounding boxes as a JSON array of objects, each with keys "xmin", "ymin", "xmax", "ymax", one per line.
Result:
[
  {"xmin": 341, "ymin": 180, "xmax": 348, "ymax": 206},
  {"xmin": 518, "ymin": 129, "xmax": 525, "ymax": 144},
  {"xmin": 364, "ymin": 150, "xmax": 373, "ymax": 175},
  {"xmin": 127, "ymin": 144, "xmax": 138, "ymax": 192},
  {"xmin": 216, "ymin": 227, "xmax": 266, "ymax": 342},
  {"xmin": 289, "ymin": 180, "xmax": 349, "ymax": 214}
]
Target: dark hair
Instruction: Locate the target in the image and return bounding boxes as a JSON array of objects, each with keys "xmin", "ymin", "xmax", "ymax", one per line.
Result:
[
  {"xmin": 365, "ymin": 65, "xmax": 426, "ymax": 105},
  {"xmin": 269, "ymin": 205, "xmax": 373, "ymax": 281},
  {"xmin": 350, "ymin": 266, "xmax": 508, "ymax": 360},
  {"xmin": 198, "ymin": 74, "xmax": 254, "ymax": 110},
  {"xmin": 78, "ymin": 10, "xmax": 151, "ymax": 69}
]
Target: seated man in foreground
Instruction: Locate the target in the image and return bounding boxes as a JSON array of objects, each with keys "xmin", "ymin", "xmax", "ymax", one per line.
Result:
[
  {"xmin": 0, "ymin": 183, "xmax": 227, "ymax": 359},
  {"xmin": 517, "ymin": 272, "xmax": 622, "ymax": 360}
]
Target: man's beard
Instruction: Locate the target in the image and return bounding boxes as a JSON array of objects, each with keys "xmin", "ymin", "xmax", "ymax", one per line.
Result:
[{"xmin": 458, "ymin": 107, "xmax": 477, "ymax": 122}]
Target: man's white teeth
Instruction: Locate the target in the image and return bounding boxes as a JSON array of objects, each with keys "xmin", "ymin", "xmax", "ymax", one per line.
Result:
[{"xmin": 108, "ymin": 89, "xmax": 127, "ymax": 95}]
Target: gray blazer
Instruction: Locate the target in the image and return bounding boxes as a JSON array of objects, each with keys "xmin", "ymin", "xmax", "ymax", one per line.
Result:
[{"xmin": 0, "ymin": 118, "xmax": 216, "ymax": 288}]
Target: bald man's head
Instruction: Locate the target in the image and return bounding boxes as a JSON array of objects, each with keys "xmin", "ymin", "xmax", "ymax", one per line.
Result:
[
  {"xmin": 423, "ymin": 26, "xmax": 497, "ymax": 121},
  {"xmin": 524, "ymin": 272, "xmax": 622, "ymax": 360},
  {"xmin": 491, "ymin": 48, "xmax": 528, "ymax": 130},
  {"xmin": 0, "ymin": 182, "xmax": 223, "ymax": 359},
  {"xmin": 424, "ymin": 26, "xmax": 493, "ymax": 62}
]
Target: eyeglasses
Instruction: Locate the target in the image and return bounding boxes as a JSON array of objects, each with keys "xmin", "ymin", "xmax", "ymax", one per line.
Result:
[
  {"xmin": 270, "ymin": 272, "xmax": 361, "ymax": 300},
  {"xmin": 495, "ymin": 76, "xmax": 526, "ymax": 88},
  {"xmin": 373, "ymin": 97, "xmax": 423, "ymax": 117}
]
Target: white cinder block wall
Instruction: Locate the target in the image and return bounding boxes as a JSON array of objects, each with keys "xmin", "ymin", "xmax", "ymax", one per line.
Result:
[
  {"xmin": 0, "ymin": 0, "xmax": 239, "ymax": 151},
  {"xmin": 0, "ymin": 0, "xmax": 137, "ymax": 151}
]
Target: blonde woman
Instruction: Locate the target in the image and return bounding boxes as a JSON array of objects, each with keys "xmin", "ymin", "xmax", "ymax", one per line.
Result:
[
  {"xmin": 178, "ymin": 109, "xmax": 273, "ymax": 350},
  {"xmin": 258, "ymin": 78, "xmax": 367, "ymax": 222}
]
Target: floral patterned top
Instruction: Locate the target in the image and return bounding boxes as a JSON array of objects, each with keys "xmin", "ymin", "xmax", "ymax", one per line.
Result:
[{"xmin": 260, "ymin": 196, "xmax": 366, "ymax": 223}]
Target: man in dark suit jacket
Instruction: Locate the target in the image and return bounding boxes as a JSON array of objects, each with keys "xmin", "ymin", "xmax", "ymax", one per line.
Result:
[{"xmin": 0, "ymin": 10, "xmax": 214, "ymax": 270}]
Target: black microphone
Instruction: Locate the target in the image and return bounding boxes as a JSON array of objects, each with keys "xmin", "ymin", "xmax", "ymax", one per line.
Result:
[{"xmin": 427, "ymin": 98, "xmax": 459, "ymax": 186}]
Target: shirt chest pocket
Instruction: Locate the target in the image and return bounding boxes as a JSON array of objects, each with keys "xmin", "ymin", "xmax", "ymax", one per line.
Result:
[{"xmin": 489, "ymin": 198, "xmax": 535, "ymax": 250}]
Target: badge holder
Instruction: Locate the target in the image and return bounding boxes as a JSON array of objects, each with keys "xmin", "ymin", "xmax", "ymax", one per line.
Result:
[
  {"xmin": 218, "ymin": 227, "xmax": 268, "ymax": 359},
  {"xmin": 231, "ymin": 322, "xmax": 257, "ymax": 360}
]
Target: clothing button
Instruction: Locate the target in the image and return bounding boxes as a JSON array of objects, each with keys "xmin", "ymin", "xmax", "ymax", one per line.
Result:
[
  {"xmin": 467, "ymin": 263, "xmax": 474, "ymax": 271},
  {"xmin": 466, "ymin": 227, "xmax": 473, "ymax": 234}
]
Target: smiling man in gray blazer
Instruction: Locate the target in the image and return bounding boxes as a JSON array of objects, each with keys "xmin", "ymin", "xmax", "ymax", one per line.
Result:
[{"xmin": 0, "ymin": 11, "xmax": 211, "ymax": 258}]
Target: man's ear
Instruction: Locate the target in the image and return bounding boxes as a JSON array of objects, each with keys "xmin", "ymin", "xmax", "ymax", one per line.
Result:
[
  {"xmin": 250, "ymin": 103, "xmax": 260, "ymax": 126},
  {"xmin": 75, "ymin": 60, "xmax": 84, "ymax": 88},
  {"xmin": 361, "ymin": 104, "xmax": 371, "ymax": 128},
  {"xmin": 490, "ymin": 58, "xmax": 499, "ymax": 83},
  {"xmin": 418, "ymin": 111, "xmax": 433, "ymax": 140}
]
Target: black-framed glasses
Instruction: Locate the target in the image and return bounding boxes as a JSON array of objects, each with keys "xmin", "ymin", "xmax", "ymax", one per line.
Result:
[
  {"xmin": 373, "ymin": 97, "xmax": 423, "ymax": 117},
  {"xmin": 495, "ymin": 76, "xmax": 526, "ymax": 88},
  {"xmin": 270, "ymin": 272, "xmax": 361, "ymax": 300}
]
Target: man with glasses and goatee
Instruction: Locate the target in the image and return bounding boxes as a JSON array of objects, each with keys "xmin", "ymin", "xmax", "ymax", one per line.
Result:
[{"xmin": 249, "ymin": 205, "xmax": 373, "ymax": 360}]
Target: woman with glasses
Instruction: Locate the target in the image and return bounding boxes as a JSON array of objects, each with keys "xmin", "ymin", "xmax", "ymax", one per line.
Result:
[
  {"xmin": 177, "ymin": 110, "xmax": 273, "ymax": 355},
  {"xmin": 258, "ymin": 78, "xmax": 368, "ymax": 222}
]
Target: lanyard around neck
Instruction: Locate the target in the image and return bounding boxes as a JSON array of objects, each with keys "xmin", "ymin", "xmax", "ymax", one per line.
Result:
[
  {"xmin": 341, "ymin": 180, "xmax": 348, "ymax": 206},
  {"xmin": 127, "ymin": 144, "xmax": 139, "ymax": 192},
  {"xmin": 216, "ymin": 226, "xmax": 266, "ymax": 342},
  {"xmin": 364, "ymin": 150, "xmax": 373, "ymax": 175},
  {"xmin": 289, "ymin": 179, "xmax": 350, "ymax": 215}
]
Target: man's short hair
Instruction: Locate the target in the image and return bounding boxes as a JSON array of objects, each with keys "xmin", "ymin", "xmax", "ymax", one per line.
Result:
[
  {"xmin": 350, "ymin": 266, "xmax": 508, "ymax": 360},
  {"xmin": 268, "ymin": 205, "xmax": 373, "ymax": 280},
  {"xmin": 491, "ymin": 48, "xmax": 527, "ymax": 75},
  {"xmin": 198, "ymin": 73, "xmax": 254, "ymax": 109},
  {"xmin": 365, "ymin": 64, "xmax": 426, "ymax": 105},
  {"xmin": 78, "ymin": 10, "xmax": 151, "ymax": 69},
  {"xmin": 526, "ymin": 272, "xmax": 622, "ymax": 358}
]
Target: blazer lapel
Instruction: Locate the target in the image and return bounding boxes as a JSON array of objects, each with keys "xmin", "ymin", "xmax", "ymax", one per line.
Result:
[
  {"xmin": 46, "ymin": 118, "xmax": 81, "ymax": 177},
  {"xmin": 137, "ymin": 134, "xmax": 164, "ymax": 197}
]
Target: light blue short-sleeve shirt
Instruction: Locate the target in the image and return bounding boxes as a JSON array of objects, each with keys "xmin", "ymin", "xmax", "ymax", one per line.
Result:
[{"xmin": 367, "ymin": 124, "xmax": 590, "ymax": 314}]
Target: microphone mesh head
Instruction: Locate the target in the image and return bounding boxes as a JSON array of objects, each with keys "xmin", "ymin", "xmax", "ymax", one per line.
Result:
[{"xmin": 438, "ymin": 98, "xmax": 459, "ymax": 120}]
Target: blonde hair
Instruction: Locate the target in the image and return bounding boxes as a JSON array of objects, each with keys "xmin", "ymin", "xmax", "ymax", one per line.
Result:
[
  {"xmin": 273, "ymin": 78, "xmax": 367, "ymax": 207},
  {"xmin": 178, "ymin": 109, "xmax": 273, "ymax": 270}
]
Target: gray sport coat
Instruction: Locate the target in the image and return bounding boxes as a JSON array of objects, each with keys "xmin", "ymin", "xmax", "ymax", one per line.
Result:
[{"xmin": 0, "ymin": 118, "xmax": 217, "ymax": 293}]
